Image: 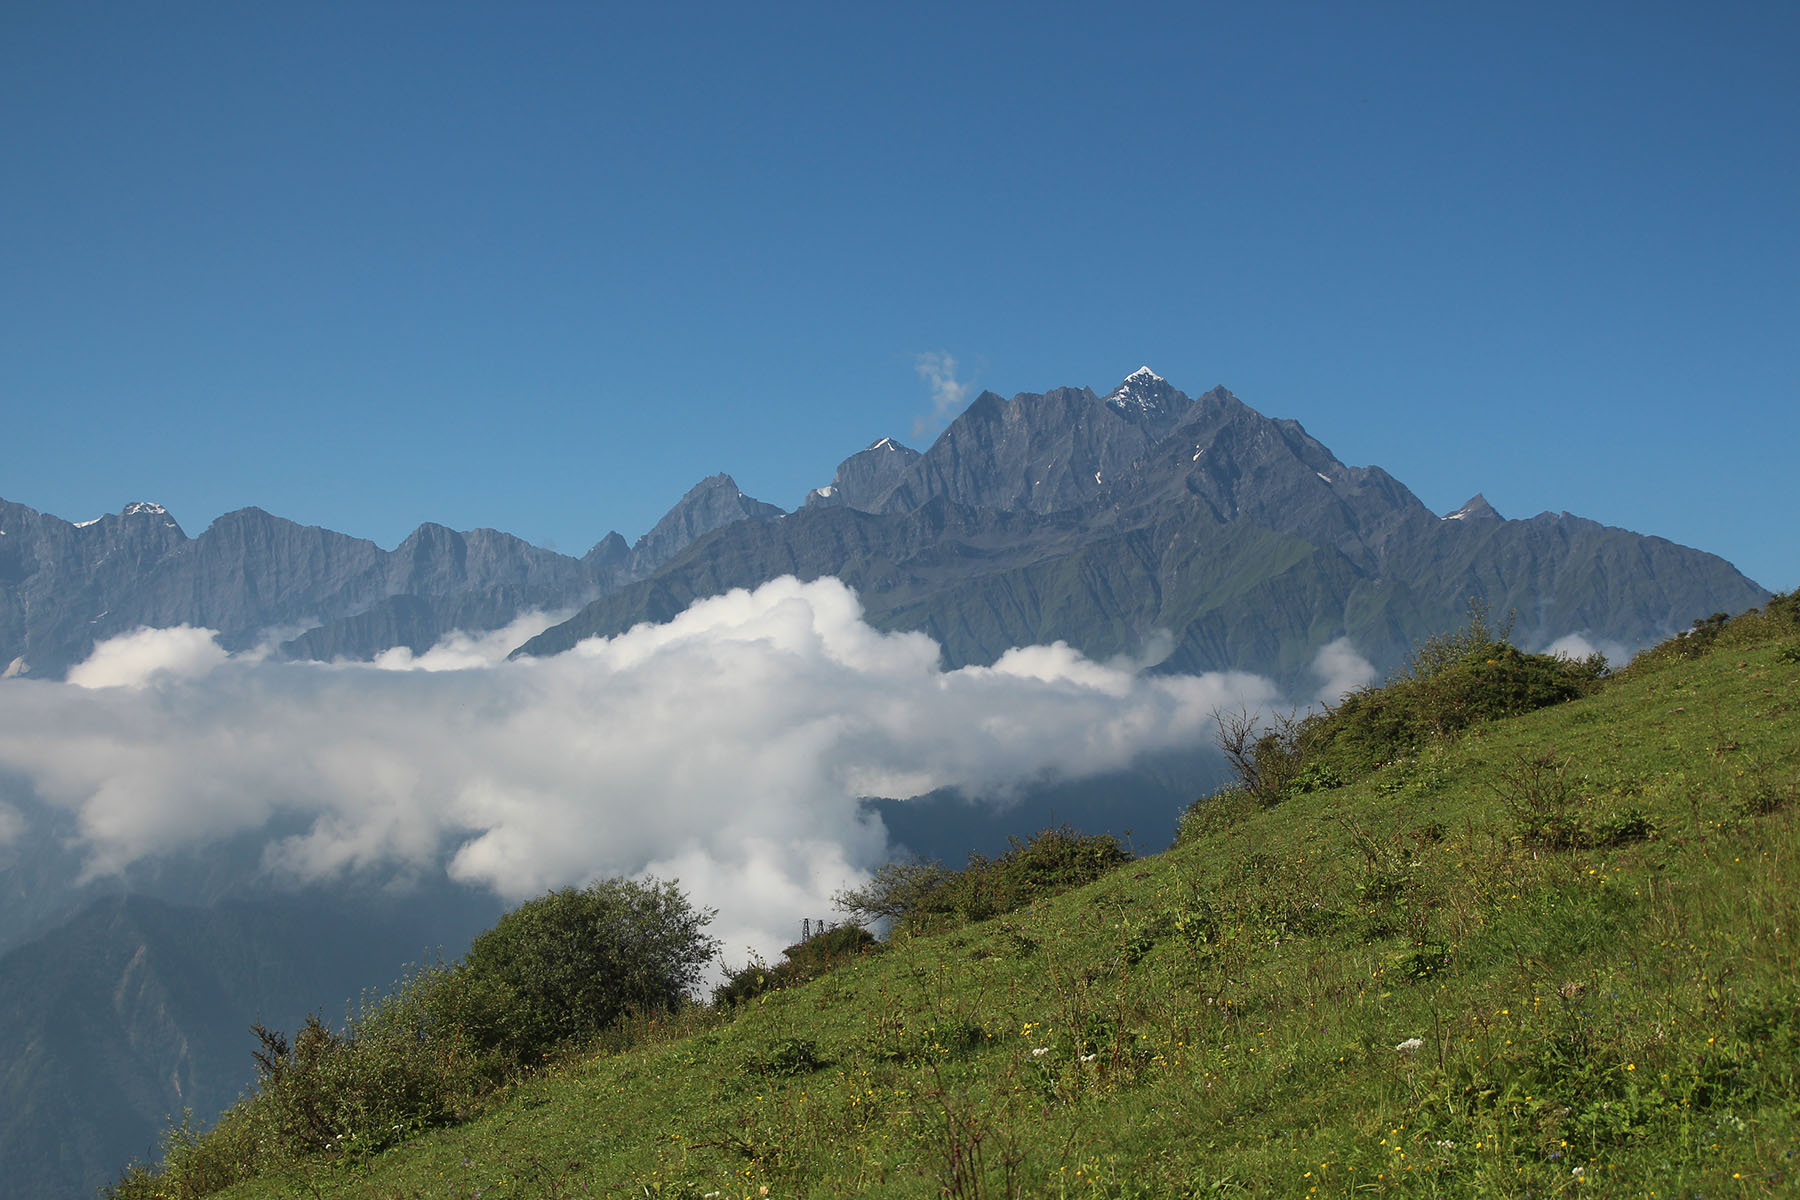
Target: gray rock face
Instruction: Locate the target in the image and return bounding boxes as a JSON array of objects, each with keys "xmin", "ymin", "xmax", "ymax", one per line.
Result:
[
  {"xmin": 867, "ymin": 382, "xmax": 1190, "ymax": 516},
  {"xmin": 805, "ymin": 437, "xmax": 921, "ymax": 510},
  {"xmin": 627, "ymin": 473, "xmax": 784, "ymax": 577}
]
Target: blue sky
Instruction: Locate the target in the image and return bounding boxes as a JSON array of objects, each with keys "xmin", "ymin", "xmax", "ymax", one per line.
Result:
[{"xmin": 4, "ymin": 2, "xmax": 1795, "ymax": 591}]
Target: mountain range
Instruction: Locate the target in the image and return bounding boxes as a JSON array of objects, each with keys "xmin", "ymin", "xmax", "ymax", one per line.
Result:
[
  {"xmin": 0, "ymin": 368, "xmax": 1771, "ymax": 1199},
  {"xmin": 2, "ymin": 368, "xmax": 1767, "ymax": 690}
]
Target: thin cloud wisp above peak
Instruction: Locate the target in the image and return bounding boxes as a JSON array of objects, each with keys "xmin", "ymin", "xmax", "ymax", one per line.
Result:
[{"xmin": 913, "ymin": 351, "xmax": 976, "ymax": 437}]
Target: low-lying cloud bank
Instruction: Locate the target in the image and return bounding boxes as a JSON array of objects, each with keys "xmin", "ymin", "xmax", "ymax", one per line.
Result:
[{"xmin": 0, "ymin": 577, "xmax": 1365, "ymax": 958}]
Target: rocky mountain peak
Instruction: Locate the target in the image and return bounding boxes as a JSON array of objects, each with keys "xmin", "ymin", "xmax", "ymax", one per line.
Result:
[
  {"xmin": 807, "ymin": 437, "xmax": 922, "ymax": 510},
  {"xmin": 628, "ymin": 473, "xmax": 782, "ymax": 575},
  {"xmin": 1103, "ymin": 366, "xmax": 1183, "ymax": 420},
  {"xmin": 73, "ymin": 501, "xmax": 185, "ymax": 535},
  {"xmin": 1443, "ymin": 494, "xmax": 1504, "ymax": 522}
]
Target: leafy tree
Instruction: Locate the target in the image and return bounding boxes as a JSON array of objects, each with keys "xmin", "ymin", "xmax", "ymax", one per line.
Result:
[{"xmin": 462, "ymin": 877, "xmax": 718, "ymax": 1059}]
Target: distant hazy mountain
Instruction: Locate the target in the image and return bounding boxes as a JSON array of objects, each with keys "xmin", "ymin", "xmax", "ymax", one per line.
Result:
[
  {"xmin": 0, "ymin": 887, "xmax": 501, "ymax": 1200},
  {"xmin": 0, "ymin": 471, "xmax": 781, "ymax": 679},
  {"xmin": 519, "ymin": 369, "xmax": 1767, "ymax": 684}
]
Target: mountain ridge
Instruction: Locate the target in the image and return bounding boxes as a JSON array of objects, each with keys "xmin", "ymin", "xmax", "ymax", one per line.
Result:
[
  {"xmin": 3, "ymin": 370, "xmax": 1769, "ymax": 684},
  {"xmin": 517, "ymin": 371, "xmax": 1766, "ymax": 683}
]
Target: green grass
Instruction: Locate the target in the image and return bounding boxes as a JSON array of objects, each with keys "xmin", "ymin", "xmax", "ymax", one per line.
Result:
[{"xmin": 119, "ymin": 604, "xmax": 1800, "ymax": 1198}]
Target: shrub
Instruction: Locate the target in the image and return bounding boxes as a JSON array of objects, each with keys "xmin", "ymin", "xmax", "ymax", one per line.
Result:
[
  {"xmin": 714, "ymin": 922, "xmax": 879, "ymax": 1008},
  {"xmin": 1176, "ymin": 604, "xmax": 1607, "ymax": 840},
  {"xmin": 462, "ymin": 876, "xmax": 719, "ymax": 1060},
  {"xmin": 836, "ymin": 826, "xmax": 1130, "ymax": 935},
  {"xmin": 1301, "ymin": 632, "xmax": 1604, "ymax": 778},
  {"xmin": 742, "ymin": 1037, "xmax": 828, "ymax": 1078},
  {"xmin": 1619, "ymin": 595, "xmax": 1792, "ymax": 676},
  {"xmin": 225, "ymin": 960, "xmax": 518, "ymax": 1165},
  {"xmin": 1213, "ymin": 706, "xmax": 1306, "ymax": 807},
  {"xmin": 1172, "ymin": 784, "xmax": 1257, "ymax": 847}
]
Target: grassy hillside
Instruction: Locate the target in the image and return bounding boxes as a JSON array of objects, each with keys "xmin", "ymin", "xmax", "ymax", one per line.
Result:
[{"xmin": 118, "ymin": 600, "xmax": 1799, "ymax": 1198}]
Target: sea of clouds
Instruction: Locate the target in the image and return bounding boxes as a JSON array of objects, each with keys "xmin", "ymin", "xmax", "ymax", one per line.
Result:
[{"xmin": 0, "ymin": 576, "xmax": 1376, "ymax": 960}]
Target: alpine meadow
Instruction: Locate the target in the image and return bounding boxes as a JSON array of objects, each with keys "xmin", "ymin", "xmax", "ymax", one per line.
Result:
[{"xmin": 106, "ymin": 596, "xmax": 1800, "ymax": 1197}]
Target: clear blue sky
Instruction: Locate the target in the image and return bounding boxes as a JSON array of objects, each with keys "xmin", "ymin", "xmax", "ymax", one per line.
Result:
[{"xmin": 4, "ymin": 2, "xmax": 1795, "ymax": 591}]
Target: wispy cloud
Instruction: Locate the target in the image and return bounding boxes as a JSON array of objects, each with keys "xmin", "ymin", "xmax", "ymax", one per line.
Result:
[
  {"xmin": 0, "ymin": 579, "xmax": 1355, "ymax": 959},
  {"xmin": 913, "ymin": 351, "xmax": 974, "ymax": 436}
]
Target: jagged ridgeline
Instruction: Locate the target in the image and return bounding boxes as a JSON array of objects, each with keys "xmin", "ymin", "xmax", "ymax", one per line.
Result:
[
  {"xmin": 108, "ymin": 594, "xmax": 1800, "ymax": 1198},
  {"xmin": 1, "ymin": 368, "xmax": 1769, "ymax": 686}
]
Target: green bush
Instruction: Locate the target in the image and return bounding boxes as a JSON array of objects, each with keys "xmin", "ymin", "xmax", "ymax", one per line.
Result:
[
  {"xmin": 714, "ymin": 923, "xmax": 879, "ymax": 1008},
  {"xmin": 1172, "ymin": 784, "xmax": 1257, "ymax": 847},
  {"xmin": 233, "ymin": 962, "xmax": 516, "ymax": 1163},
  {"xmin": 1177, "ymin": 605, "xmax": 1607, "ymax": 840},
  {"xmin": 1301, "ymin": 631, "xmax": 1605, "ymax": 778},
  {"xmin": 836, "ymin": 826, "xmax": 1130, "ymax": 935},
  {"xmin": 463, "ymin": 877, "xmax": 719, "ymax": 1060},
  {"xmin": 1617, "ymin": 593, "xmax": 1792, "ymax": 677}
]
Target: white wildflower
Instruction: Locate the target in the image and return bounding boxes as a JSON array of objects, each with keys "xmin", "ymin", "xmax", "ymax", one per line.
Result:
[
  {"xmin": 1395, "ymin": 1037, "xmax": 1424, "ymax": 1055},
  {"xmin": 1031, "ymin": 1046, "xmax": 1050, "ymax": 1057}
]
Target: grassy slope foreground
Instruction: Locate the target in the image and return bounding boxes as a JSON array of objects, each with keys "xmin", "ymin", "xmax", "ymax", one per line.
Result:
[{"xmin": 127, "ymin": 606, "xmax": 1798, "ymax": 1198}]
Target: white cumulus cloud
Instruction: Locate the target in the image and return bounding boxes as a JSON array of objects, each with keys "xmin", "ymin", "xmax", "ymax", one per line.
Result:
[
  {"xmin": 0, "ymin": 577, "xmax": 1323, "ymax": 960},
  {"xmin": 65, "ymin": 625, "xmax": 230, "ymax": 688}
]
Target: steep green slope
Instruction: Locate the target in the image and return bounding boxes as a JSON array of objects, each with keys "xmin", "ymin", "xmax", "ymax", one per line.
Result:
[{"xmin": 124, "ymin": 602, "xmax": 1799, "ymax": 1198}]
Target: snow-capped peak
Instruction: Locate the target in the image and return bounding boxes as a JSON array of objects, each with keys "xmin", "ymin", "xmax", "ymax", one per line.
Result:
[
  {"xmin": 867, "ymin": 437, "xmax": 903, "ymax": 453},
  {"xmin": 123, "ymin": 501, "xmax": 167, "ymax": 516},
  {"xmin": 1104, "ymin": 365, "xmax": 1176, "ymax": 417}
]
